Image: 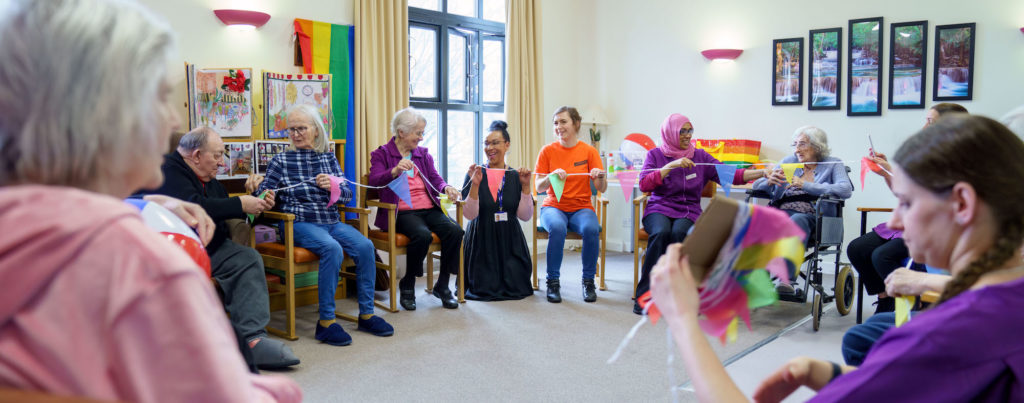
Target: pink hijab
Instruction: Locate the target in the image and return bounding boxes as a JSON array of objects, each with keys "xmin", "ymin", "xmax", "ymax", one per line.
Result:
[{"xmin": 660, "ymin": 113, "xmax": 695, "ymax": 159}]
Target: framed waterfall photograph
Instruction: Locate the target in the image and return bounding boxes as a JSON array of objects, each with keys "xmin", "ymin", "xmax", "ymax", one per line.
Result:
[
  {"xmin": 809, "ymin": 28, "xmax": 842, "ymax": 110},
  {"xmin": 772, "ymin": 37, "xmax": 803, "ymax": 106},
  {"xmin": 933, "ymin": 23, "xmax": 975, "ymax": 101},
  {"xmin": 847, "ymin": 17, "xmax": 883, "ymax": 116},
  {"xmin": 888, "ymin": 21, "xmax": 928, "ymax": 109}
]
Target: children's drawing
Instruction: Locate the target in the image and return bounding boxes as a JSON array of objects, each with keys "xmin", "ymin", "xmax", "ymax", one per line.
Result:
[
  {"xmin": 263, "ymin": 72, "xmax": 332, "ymax": 139},
  {"xmin": 187, "ymin": 64, "xmax": 253, "ymax": 138}
]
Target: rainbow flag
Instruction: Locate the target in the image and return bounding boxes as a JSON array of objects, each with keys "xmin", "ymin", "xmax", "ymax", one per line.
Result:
[{"xmin": 293, "ymin": 19, "xmax": 356, "ymax": 212}]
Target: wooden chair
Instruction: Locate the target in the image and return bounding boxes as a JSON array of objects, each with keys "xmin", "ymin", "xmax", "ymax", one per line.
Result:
[
  {"xmin": 632, "ymin": 181, "xmax": 717, "ymax": 297},
  {"xmin": 359, "ymin": 174, "xmax": 465, "ymax": 312},
  {"xmin": 251, "ymin": 207, "xmax": 370, "ymax": 340},
  {"xmin": 531, "ymin": 191, "xmax": 609, "ymax": 290}
]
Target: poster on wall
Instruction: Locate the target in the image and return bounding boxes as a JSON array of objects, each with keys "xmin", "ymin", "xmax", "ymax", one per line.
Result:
[
  {"xmin": 255, "ymin": 140, "xmax": 339, "ymax": 174},
  {"xmin": 216, "ymin": 142, "xmax": 254, "ymax": 180},
  {"xmin": 888, "ymin": 21, "xmax": 928, "ymax": 109},
  {"xmin": 263, "ymin": 72, "xmax": 332, "ymax": 139},
  {"xmin": 772, "ymin": 37, "xmax": 803, "ymax": 106},
  {"xmin": 809, "ymin": 28, "xmax": 842, "ymax": 111},
  {"xmin": 186, "ymin": 64, "xmax": 253, "ymax": 137},
  {"xmin": 933, "ymin": 23, "xmax": 975, "ymax": 101},
  {"xmin": 848, "ymin": 17, "xmax": 883, "ymax": 116}
]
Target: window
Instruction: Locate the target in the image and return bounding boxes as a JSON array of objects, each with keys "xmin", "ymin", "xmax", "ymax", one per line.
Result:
[{"xmin": 409, "ymin": 0, "xmax": 505, "ymax": 182}]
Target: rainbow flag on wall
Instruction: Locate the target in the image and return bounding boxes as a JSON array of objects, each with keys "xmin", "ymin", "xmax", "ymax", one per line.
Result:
[{"xmin": 293, "ymin": 19, "xmax": 356, "ymax": 210}]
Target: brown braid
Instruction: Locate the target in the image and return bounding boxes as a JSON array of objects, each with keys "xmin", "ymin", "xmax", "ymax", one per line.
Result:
[{"xmin": 894, "ymin": 115, "xmax": 1024, "ymax": 306}]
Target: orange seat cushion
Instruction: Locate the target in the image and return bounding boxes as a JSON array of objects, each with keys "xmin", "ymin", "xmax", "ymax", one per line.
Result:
[
  {"xmin": 637, "ymin": 229, "xmax": 649, "ymax": 241},
  {"xmin": 255, "ymin": 242, "xmax": 319, "ymax": 263},
  {"xmin": 368, "ymin": 230, "xmax": 440, "ymax": 247}
]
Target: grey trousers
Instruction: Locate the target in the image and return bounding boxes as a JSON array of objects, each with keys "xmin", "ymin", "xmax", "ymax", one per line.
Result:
[{"xmin": 210, "ymin": 239, "xmax": 271, "ymax": 341}]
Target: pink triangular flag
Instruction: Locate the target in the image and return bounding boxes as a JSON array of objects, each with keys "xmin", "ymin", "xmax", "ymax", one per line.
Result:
[
  {"xmin": 327, "ymin": 175, "xmax": 345, "ymax": 207},
  {"xmin": 486, "ymin": 168, "xmax": 504, "ymax": 203},
  {"xmin": 860, "ymin": 157, "xmax": 869, "ymax": 190},
  {"xmin": 387, "ymin": 174, "xmax": 413, "ymax": 208},
  {"xmin": 615, "ymin": 170, "xmax": 638, "ymax": 204}
]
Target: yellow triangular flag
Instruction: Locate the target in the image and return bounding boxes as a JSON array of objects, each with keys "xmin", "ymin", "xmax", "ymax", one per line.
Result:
[
  {"xmin": 726, "ymin": 317, "xmax": 739, "ymax": 343},
  {"xmin": 894, "ymin": 296, "xmax": 914, "ymax": 327},
  {"xmin": 782, "ymin": 163, "xmax": 804, "ymax": 183}
]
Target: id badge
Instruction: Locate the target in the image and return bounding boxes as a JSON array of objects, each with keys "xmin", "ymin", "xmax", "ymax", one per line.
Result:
[
  {"xmin": 494, "ymin": 212, "xmax": 509, "ymax": 222},
  {"xmin": 685, "ymin": 173, "xmax": 697, "ymax": 180}
]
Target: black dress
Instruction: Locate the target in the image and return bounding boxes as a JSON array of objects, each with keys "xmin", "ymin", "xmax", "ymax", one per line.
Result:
[{"xmin": 460, "ymin": 169, "xmax": 534, "ymax": 301}]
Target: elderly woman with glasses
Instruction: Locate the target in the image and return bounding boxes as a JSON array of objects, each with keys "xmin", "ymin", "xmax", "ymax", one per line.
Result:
[
  {"xmin": 251, "ymin": 104, "xmax": 392, "ymax": 346},
  {"xmin": 752, "ymin": 126, "xmax": 852, "ymax": 292}
]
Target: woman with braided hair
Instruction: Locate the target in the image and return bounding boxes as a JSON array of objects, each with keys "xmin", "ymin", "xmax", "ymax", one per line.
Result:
[{"xmin": 648, "ymin": 114, "xmax": 1024, "ymax": 402}]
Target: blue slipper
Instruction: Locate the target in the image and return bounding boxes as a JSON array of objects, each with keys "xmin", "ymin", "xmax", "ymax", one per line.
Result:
[
  {"xmin": 315, "ymin": 322, "xmax": 352, "ymax": 346},
  {"xmin": 357, "ymin": 315, "xmax": 395, "ymax": 337}
]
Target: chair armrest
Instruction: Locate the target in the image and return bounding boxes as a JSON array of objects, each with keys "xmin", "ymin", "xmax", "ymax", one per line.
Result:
[
  {"xmin": 260, "ymin": 211, "xmax": 296, "ymax": 221},
  {"xmin": 632, "ymin": 193, "xmax": 649, "ymax": 206},
  {"xmin": 920, "ymin": 291, "xmax": 940, "ymax": 303},
  {"xmin": 339, "ymin": 206, "xmax": 373, "ymax": 216},
  {"xmin": 745, "ymin": 188, "xmax": 773, "ymax": 202},
  {"xmin": 366, "ymin": 200, "xmax": 397, "ymax": 211},
  {"xmin": 856, "ymin": 207, "xmax": 894, "ymax": 213}
]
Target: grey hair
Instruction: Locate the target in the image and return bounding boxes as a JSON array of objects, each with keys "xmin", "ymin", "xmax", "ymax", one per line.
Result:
[
  {"xmin": 793, "ymin": 125, "xmax": 831, "ymax": 159},
  {"xmin": 177, "ymin": 127, "xmax": 218, "ymax": 154},
  {"xmin": 286, "ymin": 104, "xmax": 330, "ymax": 153},
  {"xmin": 0, "ymin": 0, "xmax": 175, "ymax": 189},
  {"xmin": 1001, "ymin": 105, "xmax": 1024, "ymax": 138},
  {"xmin": 391, "ymin": 107, "xmax": 427, "ymax": 137}
]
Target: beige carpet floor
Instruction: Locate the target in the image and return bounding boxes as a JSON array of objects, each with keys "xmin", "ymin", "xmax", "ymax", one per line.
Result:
[{"xmin": 268, "ymin": 252, "xmax": 811, "ymax": 402}]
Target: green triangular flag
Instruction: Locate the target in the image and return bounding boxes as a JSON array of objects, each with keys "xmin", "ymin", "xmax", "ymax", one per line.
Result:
[
  {"xmin": 741, "ymin": 269, "xmax": 778, "ymax": 309},
  {"xmin": 547, "ymin": 173, "xmax": 565, "ymax": 202},
  {"xmin": 248, "ymin": 190, "xmax": 269, "ymax": 223}
]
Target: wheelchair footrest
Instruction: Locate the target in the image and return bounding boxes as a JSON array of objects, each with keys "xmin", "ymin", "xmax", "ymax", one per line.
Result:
[{"xmin": 778, "ymin": 288, "xmax": 806, "ymax": 303}]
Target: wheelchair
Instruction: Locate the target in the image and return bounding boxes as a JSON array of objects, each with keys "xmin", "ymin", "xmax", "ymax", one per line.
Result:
[{"xmin": 745, "ymin": 189, "xmax": 856, "ymax": 331}]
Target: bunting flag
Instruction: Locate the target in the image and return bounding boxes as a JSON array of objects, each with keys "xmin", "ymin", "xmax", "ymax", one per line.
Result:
[
  {"xmin": 387, "ymin": 174, "xmax": 413, "ymax": 208},
  {"xmin": 860, "ymin": 156, "xmax": 884, "ymax": 190},
  {"xmin": 781, "ymin": 163, "xmax": 803, "ymax": 183},
  {"xmin": 248, "ymin": 190, "xmax": 269, "ymax": 223},
  {"xmin": 327, "ymin": 175, "xmax": 345, "ymax": 207},
  {"xmin": 713, "ymin": 164, "xmax": 737, "ymax": 196},
  {"xmin": 439, "ymin": 195, "xmax": 453, "ymax": 217},
  {"xmin": 486, "ymin": 168, "xmax": 504, "ymax": 202},
  {"xmin": 895, "ymin": 296, "xmax": 914, "ymax": 327},
  {"xmin": 615, "ymin": 170, "xmax": 638, "ymax": 204},
  {"xmin": 547, "ymin": 173, "xmax": 565, "ymax": 201}
]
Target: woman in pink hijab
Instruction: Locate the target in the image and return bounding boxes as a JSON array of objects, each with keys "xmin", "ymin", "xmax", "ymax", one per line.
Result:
[{"xmin": 632, "ymin": 114, "xmax": 767, "ymax": 314}]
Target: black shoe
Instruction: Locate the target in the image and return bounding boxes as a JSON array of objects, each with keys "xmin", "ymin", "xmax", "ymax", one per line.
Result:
[
  {"xmin": 582, "ymin": 278, "xmax": 597, "ymax": 302},
  {"xmin": 399, "ymin": 290, "xmax": 416, "ymax": 311},
  {"xmin": 546, "ymin": 279, "xmax": 561, "ymax": 303},
  {"xmin": 633, "ymin": 302, "xmax": 644, "ymax": 315},
  {"xmin": 432, "ymin": 286, "xmax": 459, "ymax": 309},
  {"xmin": 874, "ymin": 297, "xmax": 895, "ymax": 314}
]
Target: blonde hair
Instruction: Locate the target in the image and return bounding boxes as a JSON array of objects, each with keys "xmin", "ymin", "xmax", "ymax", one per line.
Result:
[
  {"xmin": 286, "ymin": 104, "xmax": 331, "ymax": 153},
  {"xmin": 0, "ymin": 0, "xmax": 175, "ymax": 190}
]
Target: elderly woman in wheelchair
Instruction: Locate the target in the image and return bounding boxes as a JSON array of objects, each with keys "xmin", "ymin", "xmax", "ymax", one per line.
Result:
[{"xmin": 751, "ymin": 126, "xmax": 852, "ymax": 296}]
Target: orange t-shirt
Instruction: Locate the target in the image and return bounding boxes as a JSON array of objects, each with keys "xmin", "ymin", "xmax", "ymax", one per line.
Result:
[{"xmin": 534, "ymin": 141, "xmax": 603, "ymax": 212}]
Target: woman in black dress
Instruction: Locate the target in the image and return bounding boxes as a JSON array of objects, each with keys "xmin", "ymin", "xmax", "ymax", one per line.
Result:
[{"xmin": 461, "ymin": 121, "xmax": 534, "ymax": 300}]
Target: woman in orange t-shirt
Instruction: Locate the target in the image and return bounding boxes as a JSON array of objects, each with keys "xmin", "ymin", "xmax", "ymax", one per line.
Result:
[{"xmin": 534, "ymin": 106, "xmax": 607, "ymax": 304}]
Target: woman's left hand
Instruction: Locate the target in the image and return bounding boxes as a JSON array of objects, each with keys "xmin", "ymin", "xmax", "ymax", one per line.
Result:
[
  {"xmin": 791, "ymin": 176, "xmax": 804, "ymax": 188},
  {"xmin": 590, "ymin": 168, "xmax": 606, "ymax": 180},
  {"xmin": 315, "ymin": 173, "xmax": 333, "ymax": 190},
  {"xmin": 444, "ymin": 185, "xmax": 461, "ymax": 202},
  {"xmin": 518, "ymin": 167, "xmax": 532, "ymax": 188}
]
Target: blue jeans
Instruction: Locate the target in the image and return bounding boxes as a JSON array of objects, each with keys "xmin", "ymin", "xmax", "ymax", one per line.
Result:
[
  {"xmin": 842, "ymin": 312, "xmax": 895, "ymax": 366},
  {"xmin": 539, "ymin": 207, "xmax": 599, "ymax": 280},
  {"xmin": 293, "ymin": 221, "xmax": 377, "ymax": 318}
]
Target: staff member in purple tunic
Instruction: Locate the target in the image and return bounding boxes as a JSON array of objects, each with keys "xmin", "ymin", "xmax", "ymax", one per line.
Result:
[{"xmin": 632, "ymin": 113, "xmax": 766, "ymax": 314}]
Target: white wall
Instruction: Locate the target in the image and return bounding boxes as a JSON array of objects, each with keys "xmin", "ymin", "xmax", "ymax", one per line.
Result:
[
  {"xmin": 543, "ymin": 0, "xmax": 1024, "ymax": 253},
  {"xmin": 139, "ymin": 0, "xmax": 354, "ymax": 130}
]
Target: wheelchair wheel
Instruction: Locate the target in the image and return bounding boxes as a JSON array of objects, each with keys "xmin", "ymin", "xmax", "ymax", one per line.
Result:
[
  {"xmin": 811, "ymin": 292, "xmax": 822, "ymax": 331},
  {"xmin": 835, "ymin": 264, "xmax": 855, "ymax": 316}
]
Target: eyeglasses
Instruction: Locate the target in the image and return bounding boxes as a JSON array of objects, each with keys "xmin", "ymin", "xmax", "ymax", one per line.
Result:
[
  {"xmin": 679, "ymin": 128, "xmax": 694, "ymax": 135},
  {"xmin": 483, "ymin": 140, "xmax": 506, "ymax": 147},
  {"xmin": 791, "ymin": 141, "xmax": 811, "ymax": 149},
  {"xmin": 288, "ymin": 125, "xmax": 310, "ymax": 134}
]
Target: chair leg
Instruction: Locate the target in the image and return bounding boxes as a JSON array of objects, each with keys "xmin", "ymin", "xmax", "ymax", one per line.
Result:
[
  {"xmin": 599, "ymin": 232, "xmax": 608, "ymax": 291},
  {"xmin": 457, "ymin": 243, "xmax": 465, "ymax": 303},
  {"xmin": 532, "ymin": 235, "xmax": 539, "ymax": 291},
  {"xmin": 633, "ymin": 244, "xmax": 641, "ymax": 299},
  {"xmin": 426, "ymin": 252, "xmax": 434, "ymax": 293}
]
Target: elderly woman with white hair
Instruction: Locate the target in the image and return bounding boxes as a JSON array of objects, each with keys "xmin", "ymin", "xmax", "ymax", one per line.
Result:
[
  {"xmin": 368, "ymin": 107, "xmax": 465, "ymax": 311},
  {"xmin": 753, "ymin": 126, "xmax": 853, "ymax": 292},
  {"xmin": 0, "ymin": 0, "xmax": 300, "ymax": 401},
  {"xmin": 251, "ymin": 104, "xmax": 392, "ymax": 346}
]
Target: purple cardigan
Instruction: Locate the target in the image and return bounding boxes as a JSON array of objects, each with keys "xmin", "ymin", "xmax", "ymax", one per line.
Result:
[
  {"xmin": 368, "ymin": 138, "xmax": 449, "ymax": 230},
  {"xmin": 639, "ymin": 148, "xmax": 745, "ymax": 222}
]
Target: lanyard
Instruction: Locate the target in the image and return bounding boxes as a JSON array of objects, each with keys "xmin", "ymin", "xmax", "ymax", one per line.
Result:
[{"xmin": 485, "ymin": 164, "xmax": 506, "ymax": 212}]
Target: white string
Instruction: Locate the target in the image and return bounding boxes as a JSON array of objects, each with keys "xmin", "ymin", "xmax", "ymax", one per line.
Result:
[
  {"xmin": 270, "ymin": 178, "xmax": 315, "ymax": 192},
  {"xmin": 666, "ymin": 327, "xmax": 679, "ymax": 403}
]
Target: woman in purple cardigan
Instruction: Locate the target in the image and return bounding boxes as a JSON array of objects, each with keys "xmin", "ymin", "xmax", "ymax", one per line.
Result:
[
  {"xmin": 368, "ymin": 108, "xmax": 464, "ymax": 311},
  {"xmin": 633, "ymin": 114, "xmax": 766, "ymax": 314}
]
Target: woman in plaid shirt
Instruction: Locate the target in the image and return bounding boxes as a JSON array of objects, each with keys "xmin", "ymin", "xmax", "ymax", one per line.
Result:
[{"xmin": 252, "ymin": 105, "xmax": 393, "ymax": 346}]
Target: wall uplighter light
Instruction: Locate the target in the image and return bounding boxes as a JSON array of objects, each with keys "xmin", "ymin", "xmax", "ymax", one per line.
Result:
[
  {"xmin": 700, "ymin": 49, "xmax": 743, "ymax": 61},
  {"xmin": 213, "ymin": 9, "xmax": 271, "ymax": 29}
]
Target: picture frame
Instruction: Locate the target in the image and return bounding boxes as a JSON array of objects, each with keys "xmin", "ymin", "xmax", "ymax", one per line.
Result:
[
  {"xmin": 933, "ymin": 23, "xmax": 976, "ymax": 101},
  {"xmin": 186, "ymin": 64, "xmax": 254, "ymax": 138},
  {"xmin": 809, "ymin": 28, "xmax": 842, "ymax": 110},
  {"xmin": 847, "ymin": 17, "xmax": 883, "ymax": 116},
  {"xmin": 263, "ymin": 71, "xmax": 333, "ymax": 139},
  {"xmin": 772, "ymin": 37, "xmax": 804, "ymax": 106},
  {"xmin": 888, "ymin": 21, "xmax": 928, "ymax": 109}
]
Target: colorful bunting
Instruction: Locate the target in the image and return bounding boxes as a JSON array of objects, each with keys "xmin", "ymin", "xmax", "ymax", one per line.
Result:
[
  {"xmin": 781, "ymin": 163, "xmax": 803, "ymax": 183},
  {"xmin": 327, "ymin": 175, "xmax": 345, "ymax": 207},
  {"xmin": 714, "ymin": 164, "xmax": 737, "ymax": 196},
  {"xmin": 547, "ymin": 173, "xmax": 565, "ymax": 201},
  {"xmin": 486, "ymin": 168, "xmax": 504, "ymax": 202},
  {"xmin": 615, "ymin": 170, "xmax": 639, "ymax": 204},
  {"xmin": 388, "ymin": 174, "xmax": 412, "ymax": 208}
]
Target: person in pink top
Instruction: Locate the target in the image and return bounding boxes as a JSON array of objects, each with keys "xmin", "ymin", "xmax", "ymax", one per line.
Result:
[{"xmin": 0, "ymin": 0, "xmax": 300, "ymax": 401}]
